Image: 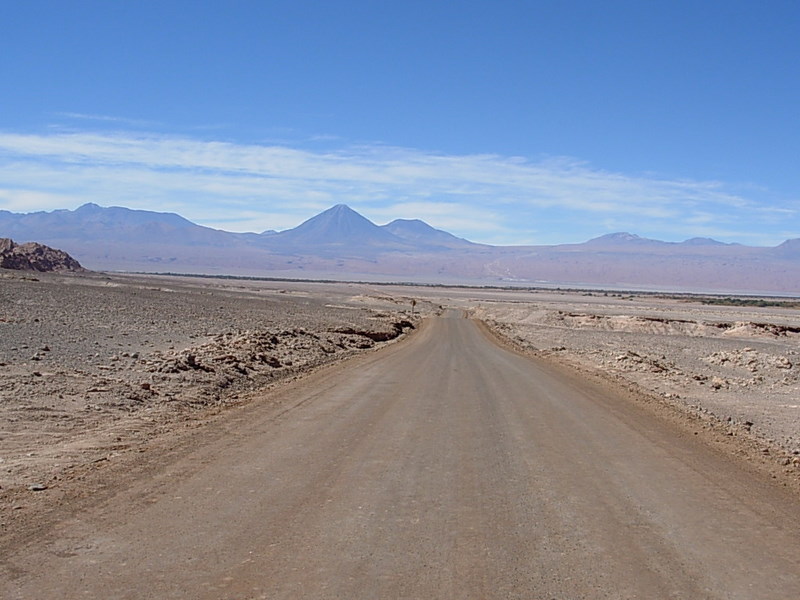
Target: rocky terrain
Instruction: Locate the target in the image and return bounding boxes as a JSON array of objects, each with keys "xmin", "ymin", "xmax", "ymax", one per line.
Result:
[
  {"xmin": 0, "ymin": 238, "xmax": 84, "ymax": 272},
  {"xmin": 0, "ymin": 271, "xmax": 426, "ymax": 499},
  {"xmin": 469, "ymin": 290, "xmax": 800, "ymax": 469}
]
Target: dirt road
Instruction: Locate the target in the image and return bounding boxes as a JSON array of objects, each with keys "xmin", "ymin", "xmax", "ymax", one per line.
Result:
[{"xmin": 3, "ymin": 313, "xmax": 800, "ymax": 599}]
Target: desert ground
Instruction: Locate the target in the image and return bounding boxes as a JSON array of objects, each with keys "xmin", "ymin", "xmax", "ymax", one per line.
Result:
[
  {"xmin": 2, "ymin": 270, "xmax": 800, "ymax": 596},
  {"xmin": 2, "ymin": 272, "xmax": 800, "ymax": 597},
  {"xmin": 2, "ymin": 272, "xmax": 798, "ymax": 506},
  {"xmin": 0, "ymin": 271, "xmax": 427, "ymax": 506}
]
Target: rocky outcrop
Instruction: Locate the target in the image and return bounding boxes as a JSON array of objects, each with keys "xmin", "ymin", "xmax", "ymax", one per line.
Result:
[{"xmin": 0, "ymin": 238, "xmax": 84, "ymax": 272}]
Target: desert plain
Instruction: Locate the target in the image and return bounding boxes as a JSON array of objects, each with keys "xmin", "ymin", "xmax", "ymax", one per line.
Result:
[
  {"xmin": 0, "ymin": 271, "xmax": 425, "ymax": 527},
  {"xmin": 3, "ymin": 270, "xmax": 799, "ymax": 502},
  {"xmin": 1, "ymin": 268, "xmax": 800, "ymax": 593}
]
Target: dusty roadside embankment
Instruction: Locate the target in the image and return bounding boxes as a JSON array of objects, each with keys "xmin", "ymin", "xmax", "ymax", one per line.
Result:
[
  {"xmin": 471, "ymin": 292, "xmax": 800, "ymax": 488},
  {"xmin": 0, "ymin": 271, "xmax": 426, "ymax": 510}
]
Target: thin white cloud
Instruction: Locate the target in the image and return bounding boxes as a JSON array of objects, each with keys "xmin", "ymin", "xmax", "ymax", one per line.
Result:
[
  {"xmin": 53, "ymin": 112, "xmax": 161, "ymax": 128},
  {"xmin": 0, "ymin": 129, "xmax": 794, "ymax": 244}
]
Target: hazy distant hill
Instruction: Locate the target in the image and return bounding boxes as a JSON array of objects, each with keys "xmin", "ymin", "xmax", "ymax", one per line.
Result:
[
  {"xmin": 256, "ymin": 204, "xmax": 408, "ymax": 256},
  {"xmin": 382, "ymin": 218, "xmax": 478, "ymax": 249},
  {"xmin": 583, "ymin": 232, "xmax": 669, "ymax": 247},
  {"xmin": 680, "ymin": 237, "xmax": 732, "ymax": 247},
  {"xmin": 253, "ymin": 205, "xmax": 476, "ymax": 256},
  {"xmin": 772, "ymin": 239, "xmax": 800, "ymax": 259},
  {"xmin": 1, "ymin": 203, "xmax": 798, "ymax": 293},
  {"xmin": 0, "ymin": 203, "xmax": 250, "ymax": 247}
]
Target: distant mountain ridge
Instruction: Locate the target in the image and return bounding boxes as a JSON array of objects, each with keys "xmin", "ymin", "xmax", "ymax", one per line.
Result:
[
  {"xmin": 0, "ymin": 202, "xmax": 245, "ymax": 247},
  {"xmin": 0, "ymin": 202, "xmax": 194, "ymax": 232},
  {"xmin": 583, "ymin": 233, "xmax": 735, "ymax": 248},
  {"xmin": 261, "ymin": 204, "xmax": 406, "ymax": 251},
  {"xmin": 583, "ymin": 232, "xmax": 667, "ymax": 247},
  {"xmin": 0, "ymin": 203, "xmax": 798, "ymax": 293},
  {"xmin": 681, "ymin": 237, "xmax": 733, "ymax": 247},
  {"xmin": 252, "ymin": 204, "xmax": 477, "ymax": 255},
  {"xmin": 383, "ymin": 218, "xmax": 478, "ymax": 249},
  {"xmin": 773, "ymin": 238, "xmax": 800, "ymax": 258}
]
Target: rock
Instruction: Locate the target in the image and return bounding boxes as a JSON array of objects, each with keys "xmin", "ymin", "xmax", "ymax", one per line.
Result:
[
  {"xmin": 28, "ymin": 483, "xmax": 48, "ymax": 491},
  {"xmin": 0, "ymin": 238, "xmax": 84, "ymax": 272}
]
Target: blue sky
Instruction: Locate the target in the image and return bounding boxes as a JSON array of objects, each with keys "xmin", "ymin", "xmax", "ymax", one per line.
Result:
[{"xmin": 0, "ymin": 0, "xmax": 798, "ymax": 245}]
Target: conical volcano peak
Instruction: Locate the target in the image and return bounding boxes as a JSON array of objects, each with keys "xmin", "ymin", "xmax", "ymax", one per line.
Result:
[{"xmin": 271, "ymin": 204, "xmax": 402, "ymax": 247}]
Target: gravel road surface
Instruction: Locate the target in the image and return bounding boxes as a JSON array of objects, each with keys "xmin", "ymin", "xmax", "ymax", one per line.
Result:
[{"xmin": 3, "ymin": 312, "xmax": 799, "ymax": 599}]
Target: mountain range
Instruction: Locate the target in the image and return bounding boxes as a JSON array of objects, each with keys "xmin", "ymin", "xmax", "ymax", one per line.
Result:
[{"xmin": 1, "ymin": 203, "xmax": 798, "ymax": 294}]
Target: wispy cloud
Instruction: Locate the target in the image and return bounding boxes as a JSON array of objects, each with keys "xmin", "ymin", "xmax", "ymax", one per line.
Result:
[
  {"xmin": 0, "ymin": 129, "xmax": 794, "ymax": 245},
  {"xmin": 52, "ymin": 112, "xmax": 161, "ymax": 129}
]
